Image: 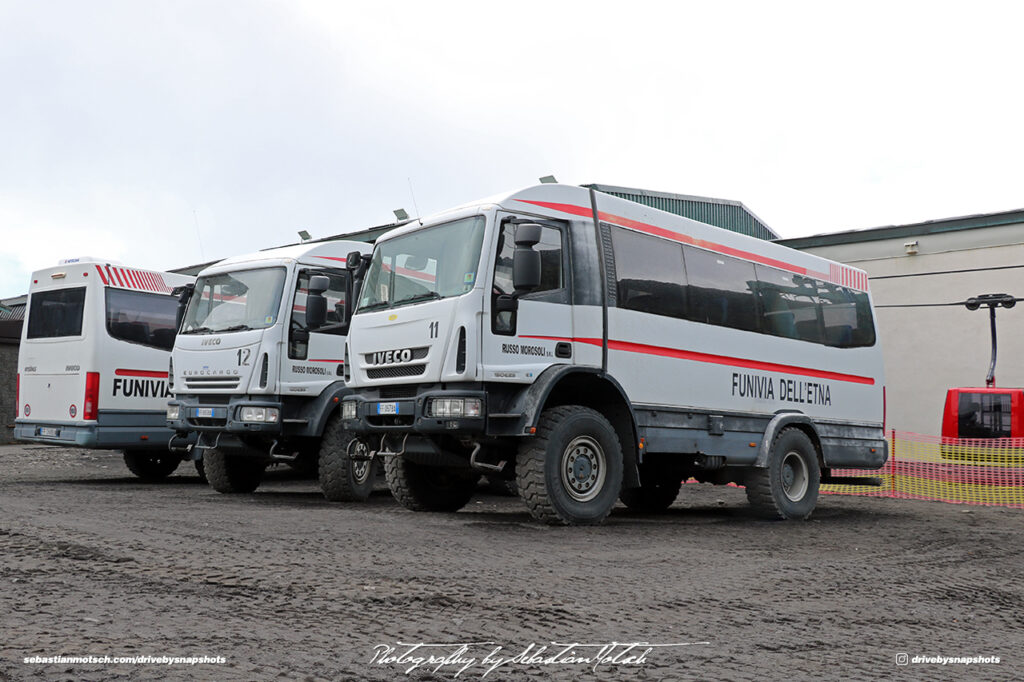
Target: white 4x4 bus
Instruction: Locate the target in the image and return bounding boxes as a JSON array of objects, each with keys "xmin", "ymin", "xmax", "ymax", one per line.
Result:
[
  {"xmin": 14, "ymin": 257, "xmax": 196, "ymax": 480},
  {"xmin": 340, "ymin": 184, "xmax": 887, "ymax": 525},
  {"xmin": 166, "ymin": 240, "xmax": 378, "ymax": 498}
]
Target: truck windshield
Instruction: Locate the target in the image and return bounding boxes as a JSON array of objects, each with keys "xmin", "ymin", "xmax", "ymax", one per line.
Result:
[
  {"xmin": 357, "ymin": 216, "xmax": 486, "ymax": 312},
  {"xmin": 181, "ymin": 267, "xmax": 287, "ymax": 334}
]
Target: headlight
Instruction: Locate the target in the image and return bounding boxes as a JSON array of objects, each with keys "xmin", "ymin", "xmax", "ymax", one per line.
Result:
[
  {"xmin": 239, "ymin": 406, "xmax": 280, "ymax": 423},
  {"xmin": 428, "ymin": 397, "xmax": 481, "ymax": 418},
  {"xmin": 342, "ymin": 401, "xmax": 357, "ymax": 420},
  {"xmin": 166, "ymin": 404, "xmax": 180, "ymax": 420}
]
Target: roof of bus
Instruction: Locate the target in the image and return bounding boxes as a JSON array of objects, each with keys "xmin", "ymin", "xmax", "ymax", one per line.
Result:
[
  {"xmin": 375, "ymin": 183, "xmax": 872, "ymax": 293},
  {"xmin": 197, "ymin": 239, "xmax": 374, "ymax": 274}
]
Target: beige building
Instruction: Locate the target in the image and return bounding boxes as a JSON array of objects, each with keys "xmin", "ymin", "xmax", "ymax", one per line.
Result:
[{"xmin": 778, "ymin": 211, "xmax": 1024, "ymax": 436}]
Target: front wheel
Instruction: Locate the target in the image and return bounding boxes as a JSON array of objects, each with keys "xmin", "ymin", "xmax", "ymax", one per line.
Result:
[
  {"xmin": 319, "ymin": 420, "xmax": 376, "ymax": 502},
  {"xmin": 745, "ymin": 428, "xmax": 820, "ymax": 519},
  {"xmin": 517, "ymin": 405, "xmax": 623, "ymax": 525},
  {"xmin": 385, "ymin": 456, "xmax": 477, "ymax": 512},
  {"xmin": 123, "ymin": 450, "xmax": 181, "ymax": 482},
  {"xmin": 203, "ymin": 448, "xmax": 266, "ymax": 494}
]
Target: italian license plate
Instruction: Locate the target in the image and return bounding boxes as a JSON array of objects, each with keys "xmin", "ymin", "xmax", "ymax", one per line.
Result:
[
  {"xmin": 194, "ymin": 407, "xmax": 215, "ymax": 418},
  {"xmin": 376, "ymin": 402, "xmax": 398, "ymax": 415},
  {"xmin": 38, "ymin": 427, "xmax": 59, "ymax": 437}
]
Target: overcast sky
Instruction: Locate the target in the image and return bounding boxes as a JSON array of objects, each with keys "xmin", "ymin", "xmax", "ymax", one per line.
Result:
[{"xmin": 2, "ymin": 0, "xmax": 1023, "ymax": 297}]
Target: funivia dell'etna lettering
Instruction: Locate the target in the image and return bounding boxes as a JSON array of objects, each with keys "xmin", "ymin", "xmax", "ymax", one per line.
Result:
[
  {"xmin": 731, "ymin": 372, "xmax": 831, "ymax": 406},
  {"xmin": 113, "ymin": 378, "xmax": 171, "ymax": 398}
]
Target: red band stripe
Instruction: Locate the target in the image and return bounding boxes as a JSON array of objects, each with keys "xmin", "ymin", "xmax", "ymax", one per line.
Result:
[
  {"xmin": 115, "ymin": 369, "xmax": 168, "ymax": 378},
  {"xmin": 516, "ymin": 199, "xmax": 865, "ymax": 291},
  {"xmin": 520, "ymin": 335, "xmax": 875, "ymax": 385}
]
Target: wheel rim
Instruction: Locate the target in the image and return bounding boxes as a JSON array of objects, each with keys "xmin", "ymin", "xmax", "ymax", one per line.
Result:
[
  {"xmin": 561, "ymin": 435, "xmax": 606, "ymax": 502},
  {"xmin": 351, "ymin": 440, "xmax": 371, "ymax": 484},
  {"xmin": 781, "ymin": 450, "xmax": 809, "ymax": 502}
]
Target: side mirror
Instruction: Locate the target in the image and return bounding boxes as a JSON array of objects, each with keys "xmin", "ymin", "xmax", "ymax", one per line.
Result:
[
  {"xmin": 346, "ymin": 251, "xmax": 363, "ymax": 271},
  {"xmin": 309, "ymin": 275, "xmax": 330, "ymax": 294},
  {"xmin": 174, "ymin": 283, "xmax": 195, "ymax": 331},
  {"xmin": 306, "ymin": 275, "xmax": 330, "ymax": 329},
  {"xmin": 514, "ymin": 223, "xmax": 543, "ymax": 247}
]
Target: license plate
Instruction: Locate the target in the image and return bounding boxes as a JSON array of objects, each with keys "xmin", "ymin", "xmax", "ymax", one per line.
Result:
[
  {"xmin": 38, "ymin": 427, "xmax": 59, "ymax": 437},
  {"xmin": 194, "ymin": 407, "xmax": 215, "ymax": 418},
  {"xmin": 376, "ymin": 402, "xmax": 398, "ymax": 415}
]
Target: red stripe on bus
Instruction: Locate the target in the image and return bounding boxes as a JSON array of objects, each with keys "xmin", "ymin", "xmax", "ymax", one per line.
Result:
[
  {"xmin": 115, "ymin": 369, "xmax": 168, "ymax": 378},
  {"xmin": 520, "ymin": 335, "xmax": 875, "ymax": 385},
  {"xmin": 94, "ymin": 265, "xmax": 109, "ymax": 284},
  {"xmin": 316, "ymin": 256, "xmax": 348, "ymax": 263},
  {"xmin": 515, "ymin": 199, "xmax": 856, "ymax": 289}
]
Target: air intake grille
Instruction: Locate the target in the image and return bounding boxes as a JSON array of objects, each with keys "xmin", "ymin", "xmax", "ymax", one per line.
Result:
[
  {"xmin": 184, "ymin": 377, "xmax": 241, "ymax": 390},
  {"xmin": 366, "ymin": 364, "xmax": 426, "ymax": 380}
]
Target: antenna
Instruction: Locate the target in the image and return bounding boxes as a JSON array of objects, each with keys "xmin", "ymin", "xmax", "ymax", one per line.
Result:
[{"xmin": 407, "ymin": 177, "xmax": 421, "ymax": 218}]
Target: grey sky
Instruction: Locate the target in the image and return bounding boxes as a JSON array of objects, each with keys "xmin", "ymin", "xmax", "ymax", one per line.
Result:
[{"xmin": 3, "ymin": 0, "xmax": 1023, "ymax": 297}]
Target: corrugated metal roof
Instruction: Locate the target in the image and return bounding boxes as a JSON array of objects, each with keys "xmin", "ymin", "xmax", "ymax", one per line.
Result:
[
  {"xmin": 583, "ymin": 183, "xmax": 778, "ymax": 241},
  {"xmin": 0, "ymin": 295, "xmax": 26, "ymax": 322}
]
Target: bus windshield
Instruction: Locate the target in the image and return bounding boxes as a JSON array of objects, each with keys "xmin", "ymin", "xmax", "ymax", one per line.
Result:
[
  {"xmin": 357, "ymin": 216, "xmax": 486, "ymax": 312},
  {"xmin": 181, "ymin": 267, "xmax": 287, "ymax": 334}
]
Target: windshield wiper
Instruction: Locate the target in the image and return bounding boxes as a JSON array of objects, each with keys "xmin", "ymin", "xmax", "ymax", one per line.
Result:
[
  {"xmin": 394, "ymin": 291, "xmax": 442, "ymax": 305},
  {"xmin": 220, "ymin": 324, "xmax": 253, "ymax": 332},
  {"xmin": 181, "ymin": 326, "xmax": 213, "ymax": 335},
  {"xmin": 357, "ymin": 301, "xmax": 392, "ymax": 313}
]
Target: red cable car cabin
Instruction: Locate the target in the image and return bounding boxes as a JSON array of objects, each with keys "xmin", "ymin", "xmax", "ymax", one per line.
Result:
[{"xmin": 942, "ymin": 387, "xmax": 1024, "ymax": 441}]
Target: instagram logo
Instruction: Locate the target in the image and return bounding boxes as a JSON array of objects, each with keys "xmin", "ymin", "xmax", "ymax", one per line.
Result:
[{"xmin": 896, "ymin": 653, "xmax": 909, "ymax": 666}]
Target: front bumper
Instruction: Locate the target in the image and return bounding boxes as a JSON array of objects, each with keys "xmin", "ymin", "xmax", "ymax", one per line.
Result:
[
  {"xmin": 341, "ymin": 385, "xmax": 487, "ymax": 436},
  {"xmin": 167, "ymin": 395, "xmax": 286, "ymax": 436}
]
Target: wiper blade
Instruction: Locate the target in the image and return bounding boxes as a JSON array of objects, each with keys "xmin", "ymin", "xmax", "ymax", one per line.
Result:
[
  {"xmin": 357, "ymin": 301, "xmax": 392, "ymax": 312},
  {"xmin": 181, "ymin": 326, "xmax": 213, "ymax": 335},
  {"xmin": 394, "ymin": 291, "xmax": 442, "ymax": 305},
  {"xmin": 220, "ymin": 324, "xmax": 253, "ymax": 332}
]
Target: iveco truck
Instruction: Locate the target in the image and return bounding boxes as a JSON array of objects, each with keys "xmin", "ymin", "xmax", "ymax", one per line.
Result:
[
  {"xmin": 339, "ymin": 183, "xmax": 888, "ymax": 525},
  {"xmin": 166, "ymin": 240, "xmax": 377, "ymax": 498},
  {"xmin": 15, "ymin": 257, "xmax": 197, "ymax": 480}
]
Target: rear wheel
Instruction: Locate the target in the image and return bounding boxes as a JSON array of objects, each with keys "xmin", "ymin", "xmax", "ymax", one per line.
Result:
[
  {"xmin": 517, "ymin": 405, "xmax": 623, "ymax": 525},
  {"xmin": 319, "ymin": 418, "xmax": 376, "ymax": 502},
  {"xmin": 385, "ymin": 456, "xmax": 477, "ymax": 512},
  {"xmin": 203, "ymin": 447, "xmax": 266, "ymax": 494},
  {"xmin": 123, "ymin": 450, "xmax": 180, "ymax": 482},
  {"xmin": 745, "ymin": 428, "xmax": 820, "ymax": 519}
]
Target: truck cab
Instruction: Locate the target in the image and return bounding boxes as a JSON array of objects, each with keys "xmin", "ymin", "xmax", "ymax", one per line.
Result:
[{"xmin": 166, "ymin": 240, "xmax": 376, "ymax": 497}]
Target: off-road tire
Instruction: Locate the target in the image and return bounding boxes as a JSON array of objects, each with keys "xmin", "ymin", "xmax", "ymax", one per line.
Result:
[
  {"xmin": 619, "ymin": 479, "xmax": 682, "ymax": 512},
  {"xmin": 516, "ymin": 405, "xmax": 623, "ymax": 525},
  {"xmin": 745, "ymin": 428, "xmax": 820, "ymax": 519},
  {"xmin": 319, "ymin": 417, "xmax": 376, "ymax": 502},
  {"xmin": 385, "ymin": 456, "xmax": 477, "ymax": 512},
  {"xmin": 203, "ymin": 447, "xmax": 266, "ymax": 494},
  {"xmin": 123, "ymin": 450, "xmax": 180, "ymax": 482}
]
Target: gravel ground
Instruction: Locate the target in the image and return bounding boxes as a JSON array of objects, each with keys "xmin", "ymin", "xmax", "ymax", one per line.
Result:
[{"xmin": 1, "ymin": 443, "xmax": 1022, "ymax": 681}]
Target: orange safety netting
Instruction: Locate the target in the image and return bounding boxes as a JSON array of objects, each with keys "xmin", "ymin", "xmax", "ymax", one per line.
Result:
[{"xmin": 822, "ymin": 430, "xmax": 1024, "ymax": 508}]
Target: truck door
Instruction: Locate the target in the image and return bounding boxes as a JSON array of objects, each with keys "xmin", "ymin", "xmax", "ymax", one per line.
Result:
[
  {"xmin": 481, "ymin": 215, "xmax": 573, "ymax": 381},
  {"xmin": 281, "ymin": 269, "xmax": 349, "ymax": 390}
]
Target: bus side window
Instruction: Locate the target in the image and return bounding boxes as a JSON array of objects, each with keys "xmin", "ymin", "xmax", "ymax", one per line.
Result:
[
  {"xmin": 104, "ymin": 289, "xmax": 179, "ymax": 350},
  {"xmin": 682, "ymin": 246, "xmax": 759, "ymax": 333},
  {"xmin": 610, "ymin": 226, "xmax": 687, "ymax": 319}
]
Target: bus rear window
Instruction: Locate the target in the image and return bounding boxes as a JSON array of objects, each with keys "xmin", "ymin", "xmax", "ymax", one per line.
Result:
[
  {"xmin": 105, "ymin": 289, "xmax": 180, "ymax": 350},
  {"xmin": 26, "ymin": 287, "xmax": 86, "ymax": 339}
]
